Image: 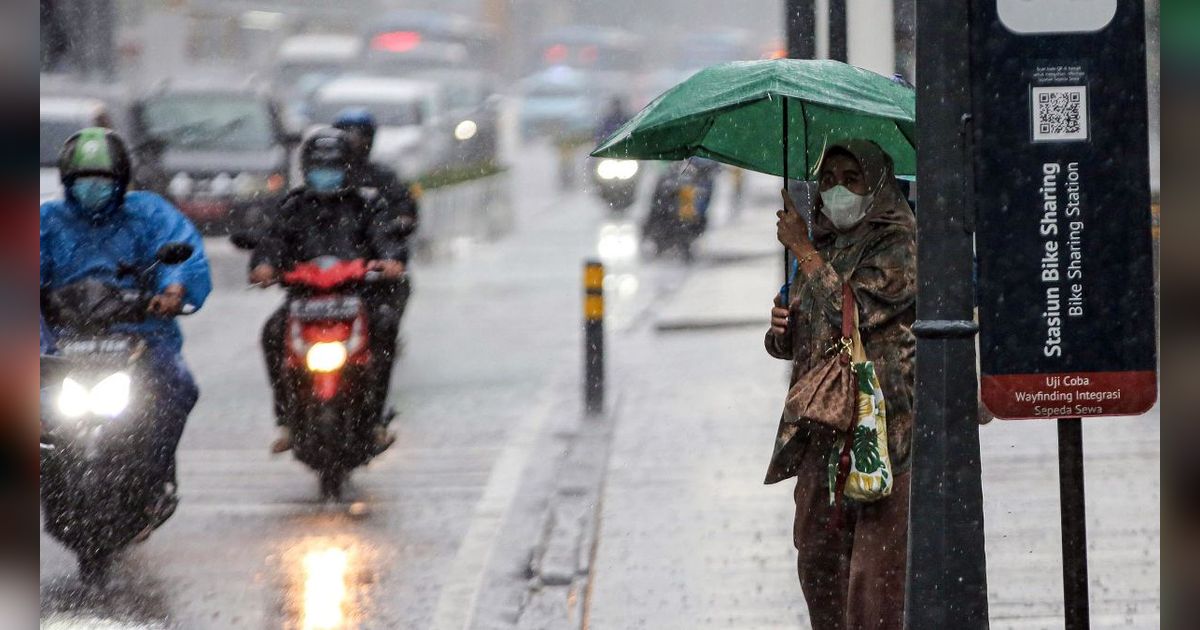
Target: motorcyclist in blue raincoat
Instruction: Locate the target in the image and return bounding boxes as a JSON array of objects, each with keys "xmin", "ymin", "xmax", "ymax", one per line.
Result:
[{"xmin": 40, "ymin": 127, "xmax": 211, "ymax": 508}]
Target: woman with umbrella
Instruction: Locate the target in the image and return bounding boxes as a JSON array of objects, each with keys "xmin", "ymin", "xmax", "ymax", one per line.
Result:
[
  {"xmin": 767, "ymin": 139, "xmax": 916, "ymax": 630},
  {"xmin": 592, "ymin": 59, "xmax": 918, "ymax": 628}
]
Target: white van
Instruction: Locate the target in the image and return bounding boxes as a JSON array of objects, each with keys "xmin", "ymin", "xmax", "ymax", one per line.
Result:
[{"xmin": 308, "ymin": 75, "xmax": 449, "ymax": 180}]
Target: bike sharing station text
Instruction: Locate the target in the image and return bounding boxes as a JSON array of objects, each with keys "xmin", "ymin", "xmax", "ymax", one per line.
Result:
[{"xmin": 969, "ymin": 0, "xmax": 1157, "ymax": 419}]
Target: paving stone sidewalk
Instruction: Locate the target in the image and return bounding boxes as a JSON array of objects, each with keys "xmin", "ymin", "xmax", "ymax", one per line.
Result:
[{"xmin": 585, "ymin": 243, "xmax": 1159, "ymax": 628}]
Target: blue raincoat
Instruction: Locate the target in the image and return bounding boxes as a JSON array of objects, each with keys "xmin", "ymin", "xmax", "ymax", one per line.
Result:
[
  {"xmin": 40, "ymin": 191, "xmax": 212, "ymax": 354},
  {"xmin": 41, "ymin": 191, "xmax": 210, "ymax": 477}
]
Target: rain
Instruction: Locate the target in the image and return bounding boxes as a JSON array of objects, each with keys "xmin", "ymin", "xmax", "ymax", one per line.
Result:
[{"xmin": 37, "ymin": 1, "xmax": 1160, "ymax": 629}]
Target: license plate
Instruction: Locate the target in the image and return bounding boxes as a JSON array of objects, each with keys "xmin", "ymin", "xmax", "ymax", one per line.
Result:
[
  {"xmin": 179, "ymin": 200, "xmax": 230, "ymax": 220},
  {"xmin": 290, "ymin": 296, "xmax": 362, "ymax": 321},
  {"xmin": 57, "ymin": 337, "xmax": 133, "ymax": 357}
]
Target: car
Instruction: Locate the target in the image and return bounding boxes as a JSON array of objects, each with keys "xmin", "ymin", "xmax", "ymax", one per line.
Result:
[
  {"xmin": 129, "ymin": 86, "xmax": 297, "ymax": 232},
  {"xmin": 307, "ymin": 75, "xmax": 450, "ymax": 180},
  {"xmin": 518, "ymin": 66, "xmax": 608, "ymax": 142},
  {"xmin": 403, "ymin": 68, "xmax": 502, "ymax": 168},
  {"xmin": 40, "ymin": 96, "xmax": 114, "ymax": 203}
]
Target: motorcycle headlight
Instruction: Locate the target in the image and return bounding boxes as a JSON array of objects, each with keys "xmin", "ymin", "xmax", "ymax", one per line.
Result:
[
  {"xmin": 596, "ymin": 159, "xmax": 638, "ymax": 180},
  {"xmin": 90, "ymin": 372, "xmax": 132, "ymax": 417},
  {"xmin": 56, "ymin": 372, "xmax": 132, "ymax": 419},
  {"xmin": 596, "ymin": 159, "xmax": 620, "ymax": 180},
  {"xmin": 57, "ymin": 377, "xmax": 90, "ymax": 418},
  {"xmin": 306, "ymin": 342, "xmax": 348, "ymax": 373}
]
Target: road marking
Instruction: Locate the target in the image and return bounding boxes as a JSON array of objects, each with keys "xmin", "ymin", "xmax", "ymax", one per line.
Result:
[{"xmin": 428, "ymin": 387, "xmax": 558, "ymax": 630}]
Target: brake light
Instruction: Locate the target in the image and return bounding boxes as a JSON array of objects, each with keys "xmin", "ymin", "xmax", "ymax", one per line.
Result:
[
  {"xmin": 372, "ymin": 31, "xmax": 422, "ymax": 53},
  {"xmin": 543, "ymin": 44, "xmax": 568, "ymax": 64}
]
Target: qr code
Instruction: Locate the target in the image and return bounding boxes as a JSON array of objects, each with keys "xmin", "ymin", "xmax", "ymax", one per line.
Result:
[{"xmin": 1032, "ymin": 85, "xmax": 1088, "ymax": 142}]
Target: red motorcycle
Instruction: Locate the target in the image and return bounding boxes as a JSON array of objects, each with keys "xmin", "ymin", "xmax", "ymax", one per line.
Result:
[{"xmin": 277, "ymin": 256, "xmax": 389, "ymax": 497}]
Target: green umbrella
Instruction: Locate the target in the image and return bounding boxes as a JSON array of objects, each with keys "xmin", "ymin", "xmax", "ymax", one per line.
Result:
[{"xmin": 591, "ymin": 58, "xmax": 916, "ymax": 180}]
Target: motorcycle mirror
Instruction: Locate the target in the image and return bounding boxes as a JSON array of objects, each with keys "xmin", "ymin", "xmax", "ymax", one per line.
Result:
[
  {"xmin": 229, "ymin": 231, "xmax": 260, "ymax": 250},
  {"xmin": 156, "ymin": 242, "xmax": 194, "ymax": 265}
]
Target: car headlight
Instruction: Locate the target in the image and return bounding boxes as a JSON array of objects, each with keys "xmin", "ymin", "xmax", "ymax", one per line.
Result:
[
  {"xmin": 57, "ymin": 372, "xmax": 132, "ymax": 419},
  {"xmin": 233, "ymin": 172, "xmax": 287, "ymax": 198},
  {"xmin": 454, "ymin": 120, "xmax": 478, "ymax": 141},
  {"xmin": 615, "ymin": 160, "xmax": 639, "ymax": 180},
  {"xmin": 210, "ymin": 172, "xmax": 235, "ymax": 196},
  {"xmin": 233, "ymin": 172, "xmax": 261, "ymax": 197},
  {"xmin": 168, "ymin": 172, "xmax": 193, "ymax": 198},
  {"xmin": 306, "ymin": 342, "xmax": 348, "ymax": 373}
]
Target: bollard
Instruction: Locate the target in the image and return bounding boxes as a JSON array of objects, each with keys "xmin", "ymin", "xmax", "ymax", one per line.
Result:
[{"xmin": 583, "ymin": 260, "xmax": 605, "ymax": 414}]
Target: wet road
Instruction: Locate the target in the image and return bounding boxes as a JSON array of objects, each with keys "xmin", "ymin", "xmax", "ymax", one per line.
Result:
[{"xmin": 38, "ymin": 145, "xmax": 692, "ymax": 629}]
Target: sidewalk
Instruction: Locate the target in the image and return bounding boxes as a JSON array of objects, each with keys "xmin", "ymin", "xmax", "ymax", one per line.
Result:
[{"xmin": 585, "ymin": 215, "xmax": 1160, "ymax": 628}]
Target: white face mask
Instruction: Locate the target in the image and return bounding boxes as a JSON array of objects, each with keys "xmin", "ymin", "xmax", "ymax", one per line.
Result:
[{"xmin": 819, "ymin": 185, "xmax": 872, "ymax": 231}]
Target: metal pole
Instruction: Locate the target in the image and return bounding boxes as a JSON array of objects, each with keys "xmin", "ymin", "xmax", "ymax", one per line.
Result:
[
  {"xmin": 906, "ymin": 0, "xmax": 990, "ymax": 627},
  {"xmin": 583, "ymin": 260, "xmax": 605, "ymax": 414},
  {"xmin": 785, "ymin": 0, "xmax": 816, "ymax": 60},
  {"xmin": 1057, "ymin": 417, "xmax": 1091, "ymax": 630},
  {"xmin": 784, "ymin": 0, "xmax": 814, "ymax": 284},
  {"xmin": 829, "ymin": 0, "xmax": 848, "ymax": 62}
]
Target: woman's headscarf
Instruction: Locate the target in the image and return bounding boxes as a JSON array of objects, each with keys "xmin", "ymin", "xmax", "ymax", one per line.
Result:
[{"xmin": 811, "ymin": 139, "xmax": 915, "ymax": 244}]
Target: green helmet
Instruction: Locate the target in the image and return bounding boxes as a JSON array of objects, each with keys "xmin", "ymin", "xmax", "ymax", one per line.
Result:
[{"xmin": 57, "ymin": 127, "xmax": 132, "ymax": 190}]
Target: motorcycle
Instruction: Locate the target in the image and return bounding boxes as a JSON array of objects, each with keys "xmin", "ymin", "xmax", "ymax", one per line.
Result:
[
  {"xmin": 40, "ymin": 243, "xmax": 195, "ymax": 583},
  {"xmin": 266, "ymin": 255, "xmax": 394, "ymax": 499},
  {"xmin": 642, "ymin": 160, "xmax": 718, "ymax": 262},
  {"xmin": 590, "ymin": 157, "xmax": 641, "ymax": 212}
]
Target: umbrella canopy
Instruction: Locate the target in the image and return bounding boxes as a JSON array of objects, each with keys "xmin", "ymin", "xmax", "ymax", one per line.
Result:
[{"xmin": 591, "ymin": 59, "xmax": 916, "ymax": 180}]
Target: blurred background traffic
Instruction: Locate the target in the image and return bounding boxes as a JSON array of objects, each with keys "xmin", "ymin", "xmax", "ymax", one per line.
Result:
[{"xmin": 39, "ymin": 0, "xmax": 913, "ymax": 233}]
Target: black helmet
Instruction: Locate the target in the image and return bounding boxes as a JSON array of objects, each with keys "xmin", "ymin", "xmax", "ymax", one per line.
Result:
[
  {"xmin": 299, "ymin": 127, "xmax": 352, "ymax": 172},
  {"xmin": 58, "ymin": 127, "xmax": 132, "ymax": 190}
]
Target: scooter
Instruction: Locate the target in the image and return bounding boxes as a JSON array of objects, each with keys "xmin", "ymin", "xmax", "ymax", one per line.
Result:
[
  {"xmin": 642, "ymin": 161, "xmax": 717, "ymax": 262},
  {"xmin": 590, "ymin": 157, "xmax": 641, "ymax": 212},
  {"xmin": 40, "ymin": 243, "xmax": 195, "ymax": 583},
  {"xmin": 273, "ymin": 256, "xmax": 394, "ymax": 499}
]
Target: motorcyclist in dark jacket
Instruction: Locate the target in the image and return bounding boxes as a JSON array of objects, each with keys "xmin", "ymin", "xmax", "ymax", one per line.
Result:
[
  {"xmin": 248, "ymin": 128, "xmax": 410, "ymax": 454},
  {"xmin": 333, "ymin": 108, "xmax": 420, "ymax": 240}
]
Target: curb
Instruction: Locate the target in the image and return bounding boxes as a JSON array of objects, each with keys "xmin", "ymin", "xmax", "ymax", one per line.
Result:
[{"xmin": 516, "ymin": 395, "xmax": 620, "ymax": 630}]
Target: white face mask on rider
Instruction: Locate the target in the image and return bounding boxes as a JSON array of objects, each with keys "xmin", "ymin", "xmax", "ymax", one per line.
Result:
[{"xmin": 818, "ymin": 185, "xmax": 872, "ymax": 231}]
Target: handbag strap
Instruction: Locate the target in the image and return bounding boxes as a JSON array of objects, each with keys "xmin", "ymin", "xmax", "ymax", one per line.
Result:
[
  {"xmin": 829, "ymin": 430, "xmax": 855, "ymax": 532},
  {"xmin": 841, "ymin": 283, "xmax": 855, "ymax": 339},
  {"xmin": 842, "ymin": 283, "xmax": 867, "ymax": 363}
]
